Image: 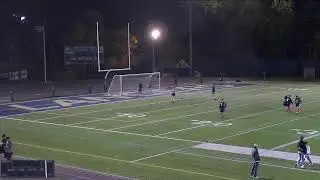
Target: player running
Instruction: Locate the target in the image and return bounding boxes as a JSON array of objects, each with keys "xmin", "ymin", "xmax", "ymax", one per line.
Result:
[
  {"xmin": 295, "ymin": 95, "xmax": 302, "ymax": 113},
  {"xmin": 296, "ymin": 136, "xmax": 307, "ymax": 168},
  {"xmin": 219, "ymin": 99, "xmax": 227, "ymax": 118}
]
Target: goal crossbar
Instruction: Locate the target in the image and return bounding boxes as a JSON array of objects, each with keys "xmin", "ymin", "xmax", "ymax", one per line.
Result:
[{"xmin": 108, "ymin": 72, "xmax": 161, "ymax": 95}]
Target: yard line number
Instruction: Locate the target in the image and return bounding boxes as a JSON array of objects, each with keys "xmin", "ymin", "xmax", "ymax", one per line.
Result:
[
  {"xmin": 117, "ymin": 113, "xmax": 146, "ymax": 118},
  {"xmin": 290, "ymin": 129, "xmax": 319, "ymax": 135},
  {"xmin": 190, "ymin": 120, "xmax": 232, "ymax": 127}
]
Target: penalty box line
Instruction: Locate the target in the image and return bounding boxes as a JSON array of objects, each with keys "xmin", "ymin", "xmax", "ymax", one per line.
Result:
[{"xmin": 15, "ymin": 142, "xmax": 239, "ymax": 180}]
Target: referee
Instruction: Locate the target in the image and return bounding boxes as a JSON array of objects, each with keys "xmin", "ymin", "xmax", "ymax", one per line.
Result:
[{"xmin": 250, "ymin": 144, "xmax": 260, "ymax": 178}]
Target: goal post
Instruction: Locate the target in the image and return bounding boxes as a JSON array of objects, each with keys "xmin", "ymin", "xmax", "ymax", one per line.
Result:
[{"xmin": 108, "ymin": 72, "xmax": 161, "ymax": 95}]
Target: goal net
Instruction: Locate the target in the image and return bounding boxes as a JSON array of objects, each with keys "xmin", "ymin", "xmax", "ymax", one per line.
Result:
[{"xmin": 108, "ymin": 72, "xmax": 161, "ymax": 95}]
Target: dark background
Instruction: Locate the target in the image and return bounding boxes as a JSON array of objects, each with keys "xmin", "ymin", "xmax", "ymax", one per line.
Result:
[{"xmin": 0, "ymin": 0, "xmax": 319, "ymax": 80}]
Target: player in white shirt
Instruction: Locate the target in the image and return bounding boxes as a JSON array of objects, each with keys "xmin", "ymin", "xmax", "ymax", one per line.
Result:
[{"xmin": 305, "ymin": 142, "xmax": 313, "ymax": 166}]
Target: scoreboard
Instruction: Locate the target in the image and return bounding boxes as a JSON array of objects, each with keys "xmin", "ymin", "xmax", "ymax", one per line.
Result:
[
  {"xmin": 0, "ymin": 160, "xmax": 55, "ymax": 178},
  {"xmin": 64, "ymin": 46, "xmax": 104, "ymax": 65}
]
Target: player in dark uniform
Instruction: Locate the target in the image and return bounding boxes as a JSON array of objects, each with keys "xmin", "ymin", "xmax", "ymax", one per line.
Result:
[
  {"xmin": 283, "ymin": 95, "xmax": 293, "ymax": 112},
  {"xmin": 0, "ymin": 134, "xmax": 6, "ymax": 156},
  {"xmin": 212, "ymin": 83, "xmax": 216, "ymax": 95},
  {"xmin": 171, "ymin": 86, "xmax": 176, "ymax": 102},
  {"xmin": 295, "ymin": 95, "xmax": 302, "ymax": 113},
  {"xmin": 296, "ymin": 136, "xmax": 307, "ymax": 168},
  {"xmin": 138, "ymin": 83, "xmax": 143, "ymax": 96},
  {"xmin": 219, "ymin": 99, "xmax": 227, "ymax": 118}
]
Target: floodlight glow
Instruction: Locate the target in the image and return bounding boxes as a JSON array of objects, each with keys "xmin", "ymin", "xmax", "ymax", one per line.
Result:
[
  {"xmin": 20, "ymin": 16, "xmax": 26, "ymax": 21},
  {"xmin": 151, "ymin": 29, "xmax": 161, "ymax": 40}
]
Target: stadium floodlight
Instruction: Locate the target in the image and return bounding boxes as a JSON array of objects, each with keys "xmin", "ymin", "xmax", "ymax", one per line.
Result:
[
  {"xmin": 108, "ymin": 72, "xmax": 161, "ymax": 96},
  {"xmin": 150, "ymin": 28, "xmax": 161, "ymax": 72},
  {"xmin": 20, "ymin": 16, "xmax": 26, "ymax": 21},
  {"xmin": 151, "ymin": 29, "xmax": 161, "ymax": 40}
]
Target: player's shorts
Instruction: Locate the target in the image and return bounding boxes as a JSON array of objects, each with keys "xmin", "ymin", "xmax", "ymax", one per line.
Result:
[
  {"xmin": 172, "ymin": 93, "xmax": 175, "ymax": 96},
  {"xmin": 219, "ymin": 108, "xmax": 225, "ymax": 113},
  {"xmin": 296, "ymin": 103, "xmax": 300, "ymax": 107}
]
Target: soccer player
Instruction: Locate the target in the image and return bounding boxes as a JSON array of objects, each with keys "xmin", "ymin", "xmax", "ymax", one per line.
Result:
[
  {"xmin": 171, "ymin": 86, "xmax": 176, "ymax": 102},
  {"xmin": 296, "ymin": 136, "xmax": 307, "ymax": 168},
  {"xmin": 212, "ymin": 83, "xmax": 216, "ymax": 95},
  {"xmin": 283, "ymin": 95, "xmax": 293, "ymax": 112},
  {"xmin": 219, "ymin": 99, "xmax": 227, "ymax": 118},
  {"xmin": 305, "ymin": 142, "xmax": 313, "ymax": 166},
  {"xmin": 138, "ymin": 83, "xmax": 143, "ymax": 96},
  {"xmin": 295, "ymin": 95, "xmax": 302, "ymax": 113},
  {"xmin": 0, "ymin": 134, "xmax": 6, "ymax": 156},
  {"xmin": 4, "ymin": 137, "xmax": 13, "ymax": 161},
  {"xmin": 250, "ymin": 144, "xmax": 260, "ymax": 178}
]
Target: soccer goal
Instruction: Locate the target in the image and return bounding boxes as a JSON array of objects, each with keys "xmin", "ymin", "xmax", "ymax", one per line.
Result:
[{"xmin": 108, "ymin": 72, "xmax": 161, "ymax": 95}]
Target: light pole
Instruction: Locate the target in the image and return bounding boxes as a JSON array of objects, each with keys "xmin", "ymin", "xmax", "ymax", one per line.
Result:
[{"xmin": 151, "ymin": 29, "xmax": 161, "ymax": 72}]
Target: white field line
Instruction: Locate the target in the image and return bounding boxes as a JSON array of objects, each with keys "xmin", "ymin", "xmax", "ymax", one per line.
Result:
[
  {"xmin": 46, "ymin": 85, "xmax": 280, "ymax": 118},
  {"xmin": 14, "ymin": 142, "xmax": 238, "ymax": 180},
  {"xmin": 176, "ymin": 151, "xmax": 320, "ymax": 175},
  {"xmin": 113, "ymin": 88, "xmax": 320, "ymax": 132},
  {"xmin": 2, "ymin": 83, "xmax": 275, "ymax": 120},
  {"xmin": 131, "ymin": 106, "xmax": 320, "ymax": 162},
  {"xmin": 155, "ymin": 89, "xmax": 320, "ymax": 136},
  {"xmin": 156, "ymin": 110, "xmax": 276, "ymax": 136},
  {"xmin": 69, "ymin": 91, "xmax": 281, "ymax": 126},
  {"xmin": 3, "ymin": 98, "xmax": 303, "ymax": 146},
  {"xmin": 5, "ymin": 117, "xmax": 202, "ymax": 144},
  {"xmin": 14, "ymin": 155, "xmax": 138, "ymax": 180},
  {"xmin": 270, "ymin": 133, "xmax": 320, "ymax": 151},
  {"xmin": 107, "ymin": 92, "xmax": 286, "ymax": 131},
  {"xmin": 9, "ymin": 84, "xmax": 274, "ymax": 123}
]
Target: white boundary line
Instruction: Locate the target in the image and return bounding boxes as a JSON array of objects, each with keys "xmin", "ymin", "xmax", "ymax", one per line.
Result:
[
  {"xmin": 1, "ymin": 83, "xmax": 276, "ymax": 119},
  {"xmin": 15, "ymin": 142, "xmax": 238, "ymax": 180},
  {"xmin": 69, "ymin": 91, "xmax": 281, "ymax": 126},
  {"xmin": 270, "ymin": 133, "xmax": 320, "ymax": 151},
  {"xmin": 176, "ymin": 151, "xmax": 320, "ymax": 175},
  {"xmin": 2, "ymin": 83, "xmax": 265, "ymax": 120},
  {"xmin": 15, "ymin": 155, "xmax": 137, "ymax": 180},
  {"xmin": 131, "ymin": 107, "xmax": 320, "ymax": 162}
]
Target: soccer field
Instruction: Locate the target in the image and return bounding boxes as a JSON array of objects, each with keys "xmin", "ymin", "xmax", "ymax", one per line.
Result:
[{"xmin": 1, "ymin": 82, "xmax": 320, "ymax": 180}]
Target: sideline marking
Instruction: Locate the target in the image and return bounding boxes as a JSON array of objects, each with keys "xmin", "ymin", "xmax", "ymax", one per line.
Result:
[
  {"xmin": 270, "ymin": 133, "xmax": 320, "ymax": 151},
  {"xmin": 15, "ymin": 155, "xmax": 137, "ymax": 180},
  {"xmin": 176, "ymin": 151, "xmax": 320, "ymax": 175},
  {"xmin": 15, "ymin": 142, "xmax": 238, "ymax": 180},
  {"xmin": 132, "ymin": 110, "xmax": 320, "ymax": 162}
]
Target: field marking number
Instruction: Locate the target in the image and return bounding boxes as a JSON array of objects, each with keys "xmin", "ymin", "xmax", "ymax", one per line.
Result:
[
  {"xmin": 290, "ymin": 129, "xmax": 318, "ymax": 135},
  {"xmin": 117, "ymin": 113, "xmax": 146, "ymax": 118},
  {"xmin": 191, "ymin": 120, "xmax": 232, "ymax": 127}
]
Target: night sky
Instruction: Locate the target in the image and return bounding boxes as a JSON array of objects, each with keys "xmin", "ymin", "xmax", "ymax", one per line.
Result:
[{"xmin": 0, "ymin": 0, "xmax": 319, "ymax": 78}]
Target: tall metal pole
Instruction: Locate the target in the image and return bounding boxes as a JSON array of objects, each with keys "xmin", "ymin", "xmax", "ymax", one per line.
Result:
[
  {"xmin": 152, "ymin": 40, "xmax": 155, "ymax": 72},
  {"xmin": 96, "ymin": 21, "xmax": 101, "ymax": 71},
  {"xmin": 42, "ymin": 24, "xmax": 47, "ymax": 83},
  {"xmin": 127, "ymin": 22, "xmax": 131, "ymax": 69},
  {"xmin": 189, "ymin": 5, "xmax": 193, "ymax": 76}
]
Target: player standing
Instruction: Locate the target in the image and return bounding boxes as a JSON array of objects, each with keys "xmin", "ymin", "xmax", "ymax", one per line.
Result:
[
  {"xmin": 219, "ymin": 99, "xmax": 227, "ymax": 118},
  {"xmin": 0, "ymin": 134, "xmax": 6, "ymax": 157},
  {"xmin": 212, "ymin": 83, "xmax": 216, "ymax": 95},
  {"xmin": 305, "ymin": 142, "xmax": 313, "ymax": 166},
  {"xmin": 250, "ymin": 144, "xmax": 260, "ymax": 178},
  {"xmin": 295, "ymin": 95, "xmax": 302, "ymax": 113},
  {"xmin": 283, "ymin": 95, "xmax": 293, "ymax": 112},
  {"xmin": 171, "ymin": 86, "xmax": 176, "ymax": 102},
  {"xmin": 296, "ymin": 136, "xmax": 307, "ymax": 168},
  {"xmin": 138, "ymin": 83, "xmax": 143, "ymax": 96}
]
